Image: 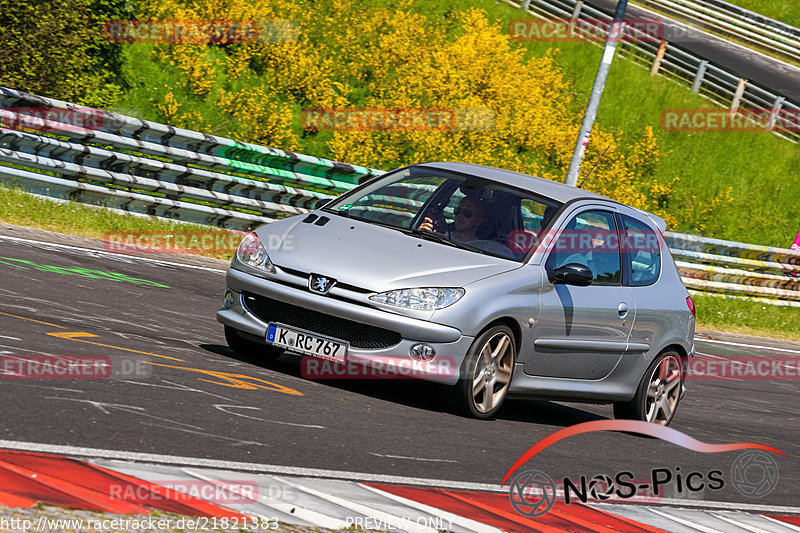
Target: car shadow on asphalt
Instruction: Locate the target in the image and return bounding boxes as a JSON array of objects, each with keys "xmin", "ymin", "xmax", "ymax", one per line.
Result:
[{"xmin": 201, "ymin": 343, "xmax": 610, "ymax": 428}]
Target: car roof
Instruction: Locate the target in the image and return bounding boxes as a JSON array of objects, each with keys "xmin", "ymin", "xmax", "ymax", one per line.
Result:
[
  {"xmin": 418, "ymin": 162, "xmax": 611, "ymax": 204},
  {"xmin": 420, "ymin": 162, "xmax": 669, "ymax": 231}
]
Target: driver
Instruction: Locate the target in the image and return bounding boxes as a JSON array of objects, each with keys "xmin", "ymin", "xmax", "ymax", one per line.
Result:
[{"xmin": 417, "ymin": 193, "xmax": 487, "ymax": 243}]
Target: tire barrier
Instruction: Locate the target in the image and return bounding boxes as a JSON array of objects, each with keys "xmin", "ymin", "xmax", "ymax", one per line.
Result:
[
  {"xmin": 688, "ymin": 290, "xmax": 800, "ymax": 308},
  {"xmin": 0, "ymin": 87, "xmax": 381, "ymax": 230}
]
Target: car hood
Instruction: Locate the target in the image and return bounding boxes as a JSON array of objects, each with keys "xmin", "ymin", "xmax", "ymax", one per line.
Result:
[{"xmin": 259, "ymin": 213, "xmax": 520, "ymax": 291}]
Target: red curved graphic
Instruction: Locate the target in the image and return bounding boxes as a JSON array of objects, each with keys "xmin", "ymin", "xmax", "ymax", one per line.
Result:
[{"xmin": 501, "ymin": 420, "xmax": 784, "ymax": 485}]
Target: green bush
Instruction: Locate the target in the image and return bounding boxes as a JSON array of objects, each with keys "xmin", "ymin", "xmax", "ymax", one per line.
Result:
[{"xmin": 0, "ymin": 0, "xmax": 131, "ymax": 106}]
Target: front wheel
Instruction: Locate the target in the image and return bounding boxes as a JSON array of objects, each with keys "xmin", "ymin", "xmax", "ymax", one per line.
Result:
[
  {"xmin": 614, "ymin": 350, "xmax": 683, "ymax": 426},
  {"xmin": 448, "ymin": 325, "xmax": 516, "ymax": 419},
  {"xmin": 224, "ymin": 325, "xmax": 283, "ymax": 362}
]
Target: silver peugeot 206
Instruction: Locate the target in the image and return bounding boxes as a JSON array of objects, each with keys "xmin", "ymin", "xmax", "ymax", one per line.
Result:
[{"xmin": 217, "ymin": 162, "xmax": 695, "ymax": 424}]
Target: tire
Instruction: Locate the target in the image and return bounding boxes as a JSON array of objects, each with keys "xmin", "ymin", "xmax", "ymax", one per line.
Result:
[
  {"xmin": 614, "ymin": 350, "xmax": 683, "ymax": 426},
  {"xmin": 224, "ymin": 325, "xmax": 283, "ymax": 362},
  {"xmin": 448, "ymin": 325, "xmax": 516, "ymax": 420}
]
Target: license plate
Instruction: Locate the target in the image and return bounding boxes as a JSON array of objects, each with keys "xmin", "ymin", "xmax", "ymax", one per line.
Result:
[{"xmin": 266, "ymin": 323, "xmax": 347, "ymax": 362}]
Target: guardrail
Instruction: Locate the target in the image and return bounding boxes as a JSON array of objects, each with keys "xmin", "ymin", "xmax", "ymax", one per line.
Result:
[
  {"xmin": 0, "ymin": 87, "xmax": 381, "ymax": 231},
  {"xmin": 510, "ymin": 0, "xmax": 800, "ymax": 143},
  {"xmin": 1, "ymin": 87, "xmax": 798, "ymax": 306},
  {"xmin": 636, "ymin": 0, "xmax": 800, "ymax": 65},
  {"xmin": 664, "ymin": 233, "xmax": 800, "ymax": 307}
]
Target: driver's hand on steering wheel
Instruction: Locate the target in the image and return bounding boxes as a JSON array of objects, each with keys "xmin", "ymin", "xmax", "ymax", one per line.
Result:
[{"xmin": 417, "ymin": 217, "xmax": 438, "ymax": 233}]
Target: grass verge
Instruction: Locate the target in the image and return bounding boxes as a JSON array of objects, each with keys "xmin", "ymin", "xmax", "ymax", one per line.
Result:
[
  {"xmin": 2, "ymin": 186, "xmax": 797, "ymax": 341},
  {"xmin": 722, "ymin": 0, "xmax": 800, "ymax": 28},
  {"xmin": 0, "ymin": 186, "xmax": 238, "ymax": 260},
  {"xmin": 693, "ymin": 293, "xmax": 800, "ymax": 341}
]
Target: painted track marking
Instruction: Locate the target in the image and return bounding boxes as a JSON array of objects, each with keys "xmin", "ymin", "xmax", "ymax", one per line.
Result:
[
  {"xmin": 697, "ymin": 338, "xmax": 800, "ymax": 355},
  {"xmin": 0, "ymin": 234, "xmax": 228, "ymax": 273}
]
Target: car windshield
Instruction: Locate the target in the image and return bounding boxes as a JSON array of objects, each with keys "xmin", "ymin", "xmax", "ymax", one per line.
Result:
[{"xmin": 325, "ymin": 166, "xmax": 562, "ymax": 261}]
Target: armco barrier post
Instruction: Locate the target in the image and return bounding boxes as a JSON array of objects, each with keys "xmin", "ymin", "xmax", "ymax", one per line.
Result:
[
  {"xmin": 768, "ymin": 96, "xmax": 786, "ymax": 131},
  {"xmin": 569, "ymin": 0, "xmax": 584, "ymax": 37},
  {"xmin": 692, "ymin": 60, "xmax": 708, "ymax": 93},
  {"xmin": 731, "ymin": 78, "xmax": 748, "ymax": 116},
  {"xmin": 651, "ymin": 41, "xmax": 668, "ymax": 76}
]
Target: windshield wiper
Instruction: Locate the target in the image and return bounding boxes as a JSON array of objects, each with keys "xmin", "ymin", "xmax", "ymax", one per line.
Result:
[{"xmin": 330, "ymin": 204, "xmax": 352, "ymax": 218}]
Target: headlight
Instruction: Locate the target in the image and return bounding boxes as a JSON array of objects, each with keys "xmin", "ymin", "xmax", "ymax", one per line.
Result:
[
  {"xmin": 369, "ymin": 288, "xmax": 464, "ymax": 311},
  {"xmin": 236, "ymin": 232, "xmax": 274, "ymax": 273}
]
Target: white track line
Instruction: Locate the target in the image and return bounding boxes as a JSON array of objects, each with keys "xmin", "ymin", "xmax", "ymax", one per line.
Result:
[
  {"xmin": 272, "ymin": 475, "xmax": 436, "ymax": 533},
  {"xmin": 646, "ymin": 507, "xmax": 727, "ymax": 533},
  {"xmin": 0, "ymin": 439, "xmax": 502, "ymax": 492},
  {"xmin": 695, "ymin": 338, "xmax": 800, "ymax": 355},
  {"xmin": 181, "ymin": 468, "xmax": 348, "ymax": 530},
  {"xmin": 369, "ymin": 452, "xmax": 458, "ymax": 463},
  {"xmin": 0, "ymin": 234, "xmax": 228, "ymax": 273},
  {"xmin": 359, "ymin": 483, "xmax": 504, "ymax": 533},
  {"xmin": 709, "ymin": 511, "xmax": 776, "ymax": 533}
]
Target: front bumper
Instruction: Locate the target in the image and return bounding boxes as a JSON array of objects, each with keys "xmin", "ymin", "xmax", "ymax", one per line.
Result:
[{"xmin": 216, "ymin": 267, "xmax": 471, "ymax": 385}]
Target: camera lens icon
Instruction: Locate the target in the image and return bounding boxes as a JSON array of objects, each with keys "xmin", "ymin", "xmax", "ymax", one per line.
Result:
[
  {"xmin": 731, "ymin": 450, "xmax": 779, "ymax": 498},
  {"xmin": 587, "ymin": 474, "xmax": 616, "ymax": 501},
  {"xmin": 508, "ymin": 470, "xmax": 557, "ymax": 517}
]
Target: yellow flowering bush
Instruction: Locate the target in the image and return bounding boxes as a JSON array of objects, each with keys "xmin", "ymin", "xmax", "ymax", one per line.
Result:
[{"xmin": 136, "ymin": 0, "xmax": 730, "ymax": 226}]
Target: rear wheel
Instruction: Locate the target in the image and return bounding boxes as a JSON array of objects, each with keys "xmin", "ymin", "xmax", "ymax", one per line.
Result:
[
  {"xmin": 448, "ymin": 325, "xmax": 516, "ymax": 419},
  {"xmin": 614, "ymin": 350, "xmax": 683, "ymax": 426},
  {"xmin": 224, "ymin": 325, "xmax": 283, "ymax": 362}
]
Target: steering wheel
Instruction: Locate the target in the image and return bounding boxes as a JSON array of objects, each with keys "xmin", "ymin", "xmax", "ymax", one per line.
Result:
[{"xmin": 430, "ymin": 208, "xmax": 449, "ymax": 234}]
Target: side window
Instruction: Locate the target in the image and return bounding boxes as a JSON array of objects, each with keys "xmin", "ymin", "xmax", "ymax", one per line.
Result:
[
  {"xmin": 520, "ymin": 199, "xmax": 549, "ymax": 232},
  {"xmin": 621, "ymin": 214, "xmax": 661, "ymax": 286},
  {"xmin": 546, "ymin": 210, "xmax": 621, "ymax": 285}
]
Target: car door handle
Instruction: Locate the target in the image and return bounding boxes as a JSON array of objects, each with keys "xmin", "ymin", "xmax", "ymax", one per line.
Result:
[{"xmin": 618, "ymin": 303, "xmax": 628, "ymax": 318}]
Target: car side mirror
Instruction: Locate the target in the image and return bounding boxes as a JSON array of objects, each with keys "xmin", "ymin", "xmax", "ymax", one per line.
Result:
[
  {"xmin": 315, "ymin": 198, "xmax": 331, "ymax": 209},
  {"xmin": 550, "ymin": 263, "xmax": 593, "ymax": 286}
]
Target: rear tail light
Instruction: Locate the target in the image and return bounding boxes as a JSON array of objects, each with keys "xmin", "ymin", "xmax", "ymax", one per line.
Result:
[{"xmin": 686, "ymin": 296, "xmax": 696, "ymax": 319}]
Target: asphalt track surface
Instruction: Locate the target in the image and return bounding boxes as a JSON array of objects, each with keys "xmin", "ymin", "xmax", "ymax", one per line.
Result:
[
  {"xmin": 0, "ymin": 227, "xmax": 798, "ymax": 510},
  {"xmin": 583, "ymin": 0, "xmax": 800, "ymax": 102}
]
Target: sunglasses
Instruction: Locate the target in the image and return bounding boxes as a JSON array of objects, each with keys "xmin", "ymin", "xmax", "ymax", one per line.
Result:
[{"xmin": 454, "ymin": 207, "xmax": 475, "ymax": 218}]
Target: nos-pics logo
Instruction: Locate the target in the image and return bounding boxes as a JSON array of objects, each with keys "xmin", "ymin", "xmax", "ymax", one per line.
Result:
[{"xmin": 503, "ymin": 421, "xmax": 783, "ymax": 517}]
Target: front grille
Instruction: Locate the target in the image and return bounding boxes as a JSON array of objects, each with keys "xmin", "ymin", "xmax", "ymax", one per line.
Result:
[
  {"xmin": 277, "ymin": 266, "xmax": 373, "ymax": 294},
  {"xmin": 242, "ymin": 292, "xmax": 402, "ymax": 349}
]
